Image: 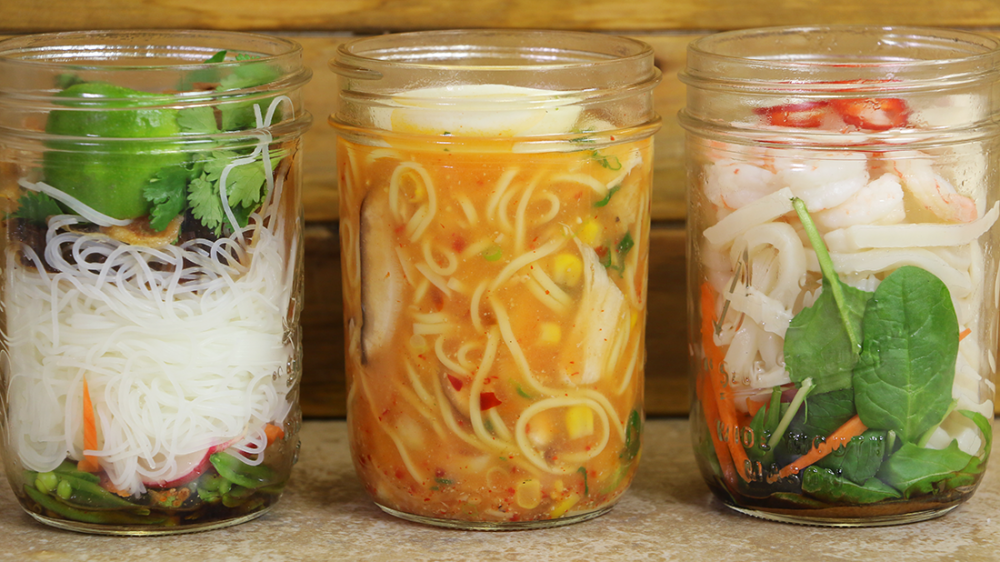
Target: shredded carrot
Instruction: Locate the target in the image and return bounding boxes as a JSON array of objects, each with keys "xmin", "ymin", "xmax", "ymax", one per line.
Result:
[
  {"xmin": 77, "ymin": 377, "xmax": 100, "ymax": 473},
  {"xmin": 773, "ymin": 414, "xmax": 868, "ymax": 481},
  {"xmin": 700, "ymin": 369, "xmax": 739, "ymax": 491},
  {"xmin": 700, "ymin": 283, "xmax": 751, "ymax": 482},
  {"xmin": 265, "ymin": 423, "xmax": 285, "ymax": 446},
  {"xmin": 959, "ymin": 327, "xmax": 972, "ymax": 341}
]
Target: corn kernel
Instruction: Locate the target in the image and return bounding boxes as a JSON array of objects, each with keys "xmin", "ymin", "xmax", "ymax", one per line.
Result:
[
  {"xmin": 539, "ymin": 322, "xmax": 561, "ymax": 345},
  {"xmin": 577, "ymin": 220, "xmax": 601, "ymax": 247},
  {"xmin": 549, "ymin": 493, "xmax": 581, "ymax": 518},
  {"xmin": 516, "ymin": 479, "xmax": 542, "ymax": 509},
  {"xmin": 553, "ymin": 479, "xmax": 565, "ymax": 495},
  {"xmin": 552, "ymin": 253, "xmax": 583, "ymax": 287},
  {"xmin": 566, "ymin": 405, "xmax": 595, "ymax": 439}
]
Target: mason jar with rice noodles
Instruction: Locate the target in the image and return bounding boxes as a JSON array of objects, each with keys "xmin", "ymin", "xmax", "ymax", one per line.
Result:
[
  {"xmin": 0, "ymin": 30, "xmax": 311, "ymax": 534},
  {"xmin": 330, "ymin": 30, "xmax": 661, "ymax": 529},
  {"xmin": 681, "ymin": 26, "xmax": 1000, "ymax": 526}
]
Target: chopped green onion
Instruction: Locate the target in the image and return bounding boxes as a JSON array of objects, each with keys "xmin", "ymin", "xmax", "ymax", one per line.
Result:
[
  {"xmin": 482, "ymin": 244, "xmax": 503, "ymax": 262},
  {"xmin": 617, "ymin": 232, "xmax": 634, "ymax": 257},
  {"xmin": 593, "ymin": 185, "xmax": 621, "ymax": 208},
  {"xmin": 593, "ymin": 150, "xmax": 622, "ymax": 171}
]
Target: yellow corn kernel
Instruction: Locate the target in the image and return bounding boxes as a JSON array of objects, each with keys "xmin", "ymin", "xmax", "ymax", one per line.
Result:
[
  {"xmin": 576, "ymin": 220, "xmax": 602, "ymax": 247},
  {"xmin": 552, "ymin": 253, "xmax": 583, "ymax": 287},
  {"xmin": 549, "ymin": 493, "xmax": 581, "ymax": 518},
  {"xmin": 515, "ymin": 479, "xmax": 542, "ymax": 509},
  {"xmin": 566, "ymin": 405, "xmax": 595, "ymax": 439},
  {"xmin": 539, "ymin": 322, "xmax": 561, "ymax": 345},
  {"xmin": 553, "ymin": 479, "xmax": 565, "ymax": 495}
]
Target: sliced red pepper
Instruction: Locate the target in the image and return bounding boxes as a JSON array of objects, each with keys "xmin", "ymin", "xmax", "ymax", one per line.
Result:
[
  {"xmin": 479, "ymin": 392, "xmax": 503, "ymax": 410},
  {"xmin": 832, "ymin": 97, "xmax": 909, "ymax": 131},
  {"xmin": 447, "ymin": 374, "xmax": 464, "ymax": 392},
  {"xmin": 754, "ymin": 101, "xmax": 830, "ymax": 128}
]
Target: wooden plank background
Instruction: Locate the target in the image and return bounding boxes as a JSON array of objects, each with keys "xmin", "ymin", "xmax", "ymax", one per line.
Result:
[{"xmin": 3, "ymin": 2, "xmax": 999, "ymax": 418}]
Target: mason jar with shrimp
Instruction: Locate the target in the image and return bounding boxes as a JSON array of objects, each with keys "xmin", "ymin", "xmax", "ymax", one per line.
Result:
[
  {"xmin": 330, "ymin": 30, "xmax": 660, "ymax": 529},
  {"xmin": 681, "ymin": 26, "xmax": 1000, "ymax": 526}
]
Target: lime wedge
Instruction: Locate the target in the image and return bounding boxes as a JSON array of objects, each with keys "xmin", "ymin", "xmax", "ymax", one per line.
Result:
[{"xmin": 43, "ymin": 82, "xmax": 188, "ymax": 220}]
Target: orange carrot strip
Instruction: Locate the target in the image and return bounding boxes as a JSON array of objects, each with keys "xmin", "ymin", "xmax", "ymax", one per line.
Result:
[
  {"xmin": 700, "ymin": 370, "xmax": 739, "ymax": 491},
  {"xmin": 959, "ymin": 328, "xmax": 972, "ymax": 341},
  {"xmin": 700, "ymin": 283, "xmax": 751, "ymax": 481},
  {"xmin": 264, "ymin": 423, "xmax": 285, "ymax": 446},
  {"xmin": 77, "ymin": 377, "xmax": 100, "ymax": 473},
  {"xmin": 774, "ymin": 414, "xmax": 867, "ymax": 481}
]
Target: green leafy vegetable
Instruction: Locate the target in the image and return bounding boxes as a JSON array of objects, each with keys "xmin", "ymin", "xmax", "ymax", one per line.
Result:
[
  {"xmin": 815, "ymin": 429, "xmax": 887, "ymax": 484},
  {"xmin": 12, "ymin": 192, "xmax": 63, "ymax": 226},
  {"xmin": 143, "ymin": 165, "xmax": 190, "ymax": 231},
  {"xmin": 593, "ymin": 185, "xmax": 621, "ymax": 207},
  {"xmin": 177, "ymin": 106, "xmax": 220, "ymax": 135},
  {"xmin": 785, "ymin": 198, "xmax": 871, "ymax": 394},
  {"xmin": 853, "ymin": 266, "xmax": 958, "ymax": 444},
  {"xmin": 802, "ymin": 466, "xmax": 901, "ymax": 504},
  {"xmin": 786, "ymin": 389, "xmax": 857, "ymax": 455},
  {"xmin": 205, "ymin": 50, "xmax": 228, "ymax": 63},
  {"xmin": 876, "ymin": 439, "xmax": 972, "ymax": 498},
  {"xmin": 616, "ymin": 232, "xmax": 634, "ymax": 257},
  {"xmin": 187, "ymin": 150, "xmax": 280, "ymax": 234},
  {"xmin": 944, "ymin": 410, "xmax": 993, "ymax": 488}
]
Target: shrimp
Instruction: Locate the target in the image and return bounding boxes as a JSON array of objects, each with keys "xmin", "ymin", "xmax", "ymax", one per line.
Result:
[
  {"xmin": 891, "ymin": 155, "xmax": 977, "ymax": 223},
  {"xmin": 703, "ymin": 160, "xmax": 778, "ymax": 210},
  {"xmin": 813, "ymin": 173, "xmax": 906, "ymax": 231},
  {"xmin": 772, "ymin": 150, "xmax": 869, "ymax": 212}
]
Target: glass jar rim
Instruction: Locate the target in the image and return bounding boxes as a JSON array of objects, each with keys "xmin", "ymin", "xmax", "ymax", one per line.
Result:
[
  {"xmin": 333, "ymin": 29, "xmax": 655, "ymax": 76},
  {"xmin": 0, "ymin": 29, "xmax": 305, "ymax": 72},
  {"xmin": 682, "ymin": 25, "xmax": 1000, "ymax": 94}
]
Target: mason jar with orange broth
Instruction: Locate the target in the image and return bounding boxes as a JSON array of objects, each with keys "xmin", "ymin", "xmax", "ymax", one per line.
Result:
[{"xmin": 329, "ymin": 30, "xmax": 661, "ymax": 529}]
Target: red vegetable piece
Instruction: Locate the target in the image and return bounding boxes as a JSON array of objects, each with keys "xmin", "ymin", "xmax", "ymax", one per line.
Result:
[
  {"xmin": 755, "ymin": 101, "xmax": 830, "ymax": 128},
  {"xmin": 832, "ymin": 98, "xmax": 909, "ymax": 131},
  {"xmin": 447, "ymin": 374, "xmax": 464, "ymax": 392},
  {"xmin": 479, "ymin": 392, "xmax": 503, "ymax": 410}
]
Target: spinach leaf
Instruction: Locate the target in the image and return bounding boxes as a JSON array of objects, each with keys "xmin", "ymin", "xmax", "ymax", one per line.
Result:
[
  {"xmin": 816, "ymin": 429, "xmax": 887, "ymax": 484},
  {"xmin": 943, "ymin": 410, "xmax": 993, "ymax": 489},
  {"xmin": 853, "ymin": 266, "xmax": 958, "ymax": 443},
  {"xmin": 785, "ymin": 198, "xmax": 872, "ymax": 395},
  {"xmin": 876, "ymin": 440, "xmax": 972, "ymax": 498},
  {"xmin": 802, "ymin": 466, "xmax": 900, "ymax": 504}
]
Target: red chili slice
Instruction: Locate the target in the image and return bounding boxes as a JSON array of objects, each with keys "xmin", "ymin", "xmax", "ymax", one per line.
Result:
[
  {"xmin": 447, "ymin": 374, "xmax": 464, "ymax": 392},
  {"xmin": 480, "ymin": 392, "xmax": 503, "ymax": 410},
  {"xmin": 754, "ymin": 101, "xmax": 830, "ymax": 128},
  {"xmin": 832, "ymin": 98, "xmax": 909, "ymax": 131}
]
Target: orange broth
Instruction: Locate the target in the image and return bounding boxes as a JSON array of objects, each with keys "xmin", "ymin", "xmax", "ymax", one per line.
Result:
[{"xmin": 339, "ymin": 134, "xmax": 652, "ymax": 523}]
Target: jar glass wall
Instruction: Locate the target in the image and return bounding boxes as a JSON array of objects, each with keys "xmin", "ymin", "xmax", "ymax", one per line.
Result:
[
  {"xmin": 681, "ymin": 26, "xmax": 1000, "ymax": 526},
  {"xmin": 0, "ymin": 30, "xmax": 312, "ymax": 534},
  {"xmin": 330, "ymin": 30, "xmax": 660, "ymax": 529}
]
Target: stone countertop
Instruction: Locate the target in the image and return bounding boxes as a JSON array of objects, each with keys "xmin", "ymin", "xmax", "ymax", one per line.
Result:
[{"xmin": 0, "ymin": 419, "xmax": 996, "ymax": 562}]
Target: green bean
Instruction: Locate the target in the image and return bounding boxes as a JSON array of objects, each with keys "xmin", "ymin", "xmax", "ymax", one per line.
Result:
[
  {"xmin": 56, "ymin": 474, "xmax": 147, "ymax": 511},
  {"xmin": 53, "ymin": 461, "xmax": 101, "ymax": 483},
  {"xmin": 210, "ymin": 453, "xmax": 280, "ymax": 490},
  {"xmin": 23, "ymin": 485, "xmax": 165, "ymax": 526}
]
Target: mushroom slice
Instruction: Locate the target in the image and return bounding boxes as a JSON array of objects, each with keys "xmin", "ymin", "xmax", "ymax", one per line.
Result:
[{"xmin": 360, "ymin": 188, "xmax": 405, "ymax": 363}]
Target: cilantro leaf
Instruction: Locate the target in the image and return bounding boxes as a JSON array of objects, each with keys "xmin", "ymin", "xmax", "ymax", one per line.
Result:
[
  {"xmin": 204, "ymin": 50, "xmax": 227, "ymax": 64},
  {"xmin": 188, "ymin": 174, "xmax": 223, "ymax": 234},
  {"xmin": 12, "ymin": 191, "xmax": 63, "ymax": 226},
  {"xmin": 144, "ymin": 165, "xmax": 190, "ymax": 231},
  {"xmin": 177, "ymin": 106, "xmax": 219, "ymax": 134},
  {"xmin": 226, "ymin": 161, "xmax": 267, "ymax": 207}
]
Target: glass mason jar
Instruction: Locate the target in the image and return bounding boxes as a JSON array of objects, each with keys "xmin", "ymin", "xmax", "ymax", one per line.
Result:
[
  {"xmin": 330, "ymin": 30, "xmax": 660, "ymax": 529},
  {"xmin": 681, "ymin": 26, "xmax": 1000, "ymax": 526},
  {"xmin": 0, "ymin": 30, "xmax": 312, "ymax": 534}
]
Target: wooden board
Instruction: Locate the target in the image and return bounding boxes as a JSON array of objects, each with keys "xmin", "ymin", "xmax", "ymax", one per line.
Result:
[{"xmin": 5, "ymin": 0, "xmax": 1000, "ymax": 33}]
